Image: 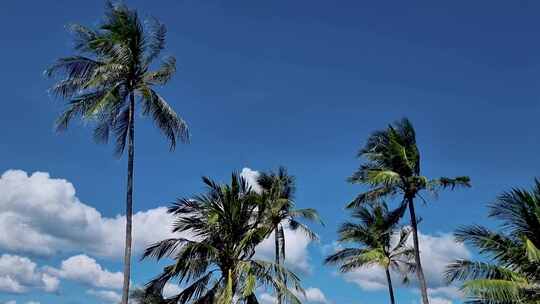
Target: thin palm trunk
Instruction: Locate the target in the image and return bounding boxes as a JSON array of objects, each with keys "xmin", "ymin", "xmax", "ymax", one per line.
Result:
[
  {"xmin": 121, "ymin": 93, "xmax": 135, "ymax": 304},
  {"xmin": 407, "ymin": 196, "xmax": 429, "ymax": 304},
  {"xmin": 385, "ymin": 267, "xmax": 396, "ymax": 304},
  {"xmin": 275, "ymin": 227, "xmax": 282, "ymax": 304}
]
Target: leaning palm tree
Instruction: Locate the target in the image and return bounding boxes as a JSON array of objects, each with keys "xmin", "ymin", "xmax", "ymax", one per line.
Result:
[
  {"xmin": 349, "ymin": 118, "xmax": 470, "ymax": 304},
  {"xmin": 257, "ymin": 167, "xmax": 322, "ymax": 304},
  {"xmin": 45, "ymin": 3, "xmax": 189, "ymax": 303},
  {"xmin": 143, "ymin": 173, "xmax": 304, "ymax": 304},
  {"xmin": 445, "ymin": 179, "xmax": 540, "ymax": 303},
  {"xmin": 325, "ymin": 202, "xmax": 415, "ymax": 304}
]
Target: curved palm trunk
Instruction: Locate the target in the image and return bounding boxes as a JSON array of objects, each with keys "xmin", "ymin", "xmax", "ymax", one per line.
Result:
[
  {"xmin": 385, "ymin": 267, "xmax": 396, "ymax": 304},
  {"xmin": 407, "ymin": 196, "xmax": 429, "ymax": 304},
  {"xmin": 275, "ymin": 228, "xmax": 282, "ymax": 304},
  {"xmin": 121, "ymin": 94, "xmax": 136, "ymax": 304}
]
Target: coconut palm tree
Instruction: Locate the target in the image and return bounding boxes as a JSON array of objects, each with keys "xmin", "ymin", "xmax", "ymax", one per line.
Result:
[
  {"xmin": 142, "ymin": 173, "xmax": 304, "ymax": 304},
  {"xmin": 349, "ymin": 118, "xmax": 470, "ymax": 304},
  {"xmin": 325, "ymin": 202, "xmax": 415, "ymax": 304},
  {"xmin": 445, "ymin": 179, "xmax": 540, "ymax": 303},
  {"xmin": 45, "ymin": 3, "xmax": 189, "ymax": 303},
  {"xmin": 257, "ymin": 167, "xmax": 322, "ymax": 304}
]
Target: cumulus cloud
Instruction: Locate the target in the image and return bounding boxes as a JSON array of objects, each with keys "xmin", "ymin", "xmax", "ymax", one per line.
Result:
[
  {"xmin": 297, "ymin": 287, "xmax": 330, "ymax": 304},
  {"xmin": 255, "ymin": 225, "xmax": 313, "ymax": 273},
  {"xmin": 428, "ymin": 286, "xmax": 463, "ymax": 299},
  {"xmin": 0, "ymin": 254, "xmax": 59, "ymax": 294},
  {"xmin": 45, "ymin": 254, "xmax": 123, "ymax": 290},
  {"xmin": 428, "ymin": 297, "xmax": 453, "ymax": 304},
  {"xmin": 335, "ymin": 230, "xmax": 470, "ymax": 291},
  {"xmin": 259, "ymin": 287, "xmax": 330, "ymax": 304},
  {"xmin": 0, "ymin": 170, "xmax": 177, "ymax": 259},
  {"xmin": 240, "ymin": 167, "xmax": 263, "ymax": 193},
  {"xmin": 258, "ymin": 293, "xmax": 277, "ymax": 304},
  {"xmin": 87, "ymin": 289, "xmax": 122, "ymax": 303},
  {"xmin": 163, "ymin": 282, "xmax": 183, "ymax": 298}
]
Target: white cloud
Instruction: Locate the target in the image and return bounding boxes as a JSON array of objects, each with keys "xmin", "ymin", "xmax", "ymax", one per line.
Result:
[
  {"xmin": 45, "ymin": 254, "xmax": 123, "ymax": 290},
  {"xmin": 87, "ymin": 289, "xmax": 121, "ymax": 303},
  {"xmin": 255, "ymin": 225, "xmax": 313, "ymax": 273},
  {"xmin": 240, "ymin": 167, "xmax": 262, "ymax": 193},
  {"xmin": 25, "ymin": 302, "xmax": 40, "ymax": 304},
  {"xmin": 297, "ymin": 287, "xmax": 330, "ymax": 304},
  {"xmin": 0, "ymin": 170, "xmax": 177, "ymax": 259},
  {"xmin": 163, "ymin": 282, "xmax": 183, "ymax": 298},
  {"xmin": 336, "ymin": 230, "xmax": 470, "ymax": 291},
  {"xmin": 259, "ymin": 287, "xmax": 330, "ymax": 304},
  {"xmin": 428, "ymin": 286, "xmax": 463, "ymax": 300},
  {"xmin": 259, "ymin": 293, "xmax": 277, "ymax": 304},
  {"xmin": 3, "ymin": 301, "xmax": 16, "ymax": 304},
  {"xmin": 0, "ymin": 254, "xmax": 59, "ymax": 294},
  {"xmin": 428, "ymin": 296, "xmax": 453, "ymax": 304}
]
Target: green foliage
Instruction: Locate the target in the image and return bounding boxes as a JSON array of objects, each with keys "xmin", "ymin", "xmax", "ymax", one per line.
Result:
[
  {"xmin": 445, "ymin": 179, "xmax": 540, "ymax": 303},
  {"xmin": 348, "ymin": 118, "xmax": 470, "ymax": 207},
  {"xmin": 324, "ymin": 202, "xmax": 415, "ymax": 281},
  {"xmin": 142, "ymin": 173, "xmax": 304, "ymax": 304},
  {"xmin": 46, "ymin": 1, "xmax": 189, "ymax": 155}
]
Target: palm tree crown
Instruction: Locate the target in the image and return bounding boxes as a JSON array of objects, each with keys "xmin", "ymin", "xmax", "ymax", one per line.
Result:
[
  {"xmin": 445, "ymin": 179, "xmax": 540, "ymax": 303},
  {"xmin": 349, "ymin": 118, "xmax": 470, "ymax": 304},
  {"xmin": 46, "ymin": 1, "xmax": 188, "ymax": 153},
  {"xmin": 325, "ymin": 202, "xmax": 415, "ymax": 304},
  {"xmin": 348, "ymin": 118, "xmax": 469, "ymax": 209},
  {"xmin": 143, "ymin": 173, "xmax": 304, "ymax": 304}
]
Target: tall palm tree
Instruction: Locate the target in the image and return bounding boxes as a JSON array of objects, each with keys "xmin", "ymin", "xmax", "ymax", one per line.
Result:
[
  {"xmin": 445, "ymin": 179, "xmax": 540, "ymax": 303},
  {"xmin": 257, "ymin": 167, "xmax": 322, "ymax": 304},
  {"xmin": 143, "ymin": 173, "xmax": 304, "ymax": 304},
  {"xmin": 45, "ymin": 3, "xmax": 189, "ymax": 303},
  {"xmin": 325, "ymin": 202, "xmax": 415, "ymax": 304},
  {"xmin": 349, "ymin": 118, "xmax": 470, "ymax": 304}
]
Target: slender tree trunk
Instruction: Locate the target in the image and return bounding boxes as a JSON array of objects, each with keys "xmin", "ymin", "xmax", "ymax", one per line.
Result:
[
  {"xmin": 275, "ymin": 227, "xmax": 282, "ymax": 304},
  {"xmin": 385, "ymin": 267, "xmax": 396, "ymax": 304},
  {"xmin": 121, "ymin": 93, "xmax": 135, "ymax": 304},
  {"xmin": 407, "ymin": 196, "xmax": 429, "ymax": 304}
]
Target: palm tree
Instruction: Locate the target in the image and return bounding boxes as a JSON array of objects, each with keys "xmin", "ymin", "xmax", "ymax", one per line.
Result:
[
  {"xmin": 142, "ymin": 173, "xmax": 304, "ymax": 304},
  {"xmin": 45, "ymin": 3, "xmax": 189, "ymax": 304},
  {"xmin": 445, "ymin": 179, "xmax": 540, "ymax": 303},
  {"xmin": 349, "ymin": 118, "xmax": 470, "ymax": 304},
  {"xmin": 257, "ymin": 167, "xmax": 322, "ymax": 304},
  {"xmin": 325, "ymin": 202, "xmax": 415, "ymax": 304}
]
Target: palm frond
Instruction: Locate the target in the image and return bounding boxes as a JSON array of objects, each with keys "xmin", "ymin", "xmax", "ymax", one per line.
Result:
[
  {"xmin": 140, "ymin": 86, "xmax": 189, "ymax": 150},
  {"xmin": 346, "ymin": 186, "xmax": 395, "ymax": 208},
  {"xmin": 144, "ymin": 56, "xmax": 176, "ymax": 85}
]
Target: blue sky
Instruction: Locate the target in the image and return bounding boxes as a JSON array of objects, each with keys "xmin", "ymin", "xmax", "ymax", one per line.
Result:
[{"xmin": 1, "ymin": 1, "xmax": 540, "ymax": 304}]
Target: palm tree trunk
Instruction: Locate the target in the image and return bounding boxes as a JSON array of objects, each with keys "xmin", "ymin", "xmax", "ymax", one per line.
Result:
[
  {"xmin": 275, "ymin": 227, "xmax": 282, "ymax": 304},
  {"xmin": 407, "ymin": 196, "xmax": 429, "ymax": 304},
  {"xmin": 121, "ymin": 93, "xmax": 136, "ymax": 304},
  {"xmin": 385, "ymin": 267, "xmax": 396, "ymax": 304}
]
